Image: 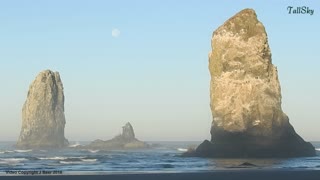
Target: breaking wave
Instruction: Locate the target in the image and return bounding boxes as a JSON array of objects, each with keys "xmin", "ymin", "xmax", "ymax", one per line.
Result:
[
  {"xmin": 38, "ymin": 157, "xmax": 68, "ymax": 160},
  {"xmin": 14, "ymin": 149, "xmax": 32, "ymax": 153},
  {"xmin": 88, "ymin": 149, "xmax": 99, "ymax": 153},
  {"xmin": 177, "ymin": 148, "xmax": 188, "ymax": 152},
  {"xmin": 69, "ymin": 142, "xmax": 81, "ymax": 148},
  {"xmin": 59, "ymin": 158, "xmax": 97, "ymax": 164},
  {"xmin": 0, "ymin": 158, "xmax": 28, "ymax": 164},
  {"xmin": 59, "ymin": 161, "xmax": 83, "ymax": 164},
  {"xmin": 81, "ymin": 159, "xmax": 97, "ymax": 162},
  {"xmin": 0, "ymin": 150, "xmax": 16, "ymax": 154}
]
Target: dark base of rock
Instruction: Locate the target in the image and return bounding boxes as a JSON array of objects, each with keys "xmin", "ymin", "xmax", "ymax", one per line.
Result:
[
  {"xmin": 184, "ymin": 139, "xmax": 315, "ymax": 158},
  {"xmin": 82, "ymin": 135, "xmax": 149, "ymax": 150},
  {"xmin": 183, "ymin": 123, "xmax": 316, "ymax": 158},
  {"xmin": 16, "ymin": 138, "xmax": 69, "ymax": 149}
]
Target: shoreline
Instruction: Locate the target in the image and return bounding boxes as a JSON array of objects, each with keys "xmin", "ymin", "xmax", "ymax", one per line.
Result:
[{"xmin": 1, "ymin": 169, "xmax": 320, "ymax": 180}]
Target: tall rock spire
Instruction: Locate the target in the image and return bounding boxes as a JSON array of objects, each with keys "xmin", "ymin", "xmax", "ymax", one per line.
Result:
[
  {"xmin": 17, "ymin": 70, "xmax": 68, "ymax": 148},
  {"xmin": 190, "ymin": 9, "xmax": 315, "ymax": 157}
]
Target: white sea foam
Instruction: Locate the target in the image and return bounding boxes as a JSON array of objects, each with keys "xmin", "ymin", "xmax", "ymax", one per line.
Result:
[
  {"xmin": 38, "ymin": 157, "xmax": 67, "ymax": 160},
  {"xmin": 14, "ymin": 149, "xmax": 32, "ymax": 153},
  {"xmin": 0, "ymin": 150, "xmax": 15, "ymax": 154},
  {"xmin": 68, "ymin": 156, "xmax": 86, "ymax": 159},
  {"xmin": 59, "ymin": 161, "xmax": 83, "ymax": 164},
  {"xmin": 69, "ymin": 142, "xmax": 81, "ymax": 148},
  {"xmin": 0, "ymin": 160, "xmax": 25, "ymax": 166},
  {"xmin": 81, "ymin": 159, "xmax": 97, "ymax": 162},
  {"xmin": 59, "ymin": 158, "xmax": 97, "ymax": 164},
  {"xmin": 88, "ymin": 149, "xmax": 99, "ymax": 153},
  {"xmin": 177, "ymin": 148, "xmax": 188, "ymax": 152},
  {"xmin": 316, "ymin": 148, "xmax": 320, "ymax": 151},
  {"xmin": 0, "ymin": 158, "xmax": 28, "ymax": 163}
]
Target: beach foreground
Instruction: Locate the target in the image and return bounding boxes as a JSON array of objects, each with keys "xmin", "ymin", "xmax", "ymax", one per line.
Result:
[{"xmin": 1, "ymin": 169, "xmax": 320, "ymax": 180}]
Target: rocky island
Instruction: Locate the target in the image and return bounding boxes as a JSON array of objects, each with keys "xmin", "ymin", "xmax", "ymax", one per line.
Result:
[
  {"xmin": 16, "ymin": 70, "xmax": 69, "ymax": 149},
  {"xmin": 185, "ymin": 9, "xmax": 315, "ymax": 157},
  {"xmin": 83, "ymin": 122, "xmax": 149, "ymax": 150}
]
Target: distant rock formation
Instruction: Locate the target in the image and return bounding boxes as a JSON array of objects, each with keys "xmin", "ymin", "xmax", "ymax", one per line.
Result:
[
  {"xmin": 84, "ymin": 122, "xmax": 149, "ymax": 150},
  {"xmin": 121, "ymin": 122, "xmax": 135, "ymax": 141},
  {"xmin": 16, "ymin": 70, "xmax": 69, "ymax": 149},
  {"xmin": 185, "ymin": 9, "xmax": 315, "ymax": 157}
]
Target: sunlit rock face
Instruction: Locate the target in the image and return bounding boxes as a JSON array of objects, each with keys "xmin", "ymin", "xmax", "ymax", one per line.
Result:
[
  {"xmin": 16, "ymin": 70, "xmax": 69, "ymax": 149},
  {"xmin": 85, "ymin": 122, "xmax": 149, "ymax": 150},
  {"xmin": 190, "ymin": 9, "xmax": 315, "ymax": 157}
]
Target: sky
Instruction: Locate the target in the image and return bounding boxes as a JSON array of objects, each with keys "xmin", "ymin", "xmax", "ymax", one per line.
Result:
[{"xmin": 0, "ymin": 0, "xmax": 319, "ymax": 141}]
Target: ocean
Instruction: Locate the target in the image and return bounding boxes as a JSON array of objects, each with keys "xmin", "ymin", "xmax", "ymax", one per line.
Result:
[{"xmin": 0, "ymin": 141, "xmax": 319, "ymax": 175}]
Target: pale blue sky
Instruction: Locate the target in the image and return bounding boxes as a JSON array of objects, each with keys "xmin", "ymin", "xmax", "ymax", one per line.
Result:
[{"xmin": 0, "ymin": 0, "xmax": 319, "ymax": 141}]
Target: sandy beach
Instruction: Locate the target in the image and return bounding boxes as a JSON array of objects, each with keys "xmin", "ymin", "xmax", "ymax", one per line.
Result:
[{"xmin": 1, "ymin": 169, "xmax": 320, "ymax": 180}]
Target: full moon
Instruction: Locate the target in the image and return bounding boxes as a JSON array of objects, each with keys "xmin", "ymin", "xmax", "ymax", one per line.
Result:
[{"xmin": 111, "ymin": 28, "xmax": 120, "ymax": 38}]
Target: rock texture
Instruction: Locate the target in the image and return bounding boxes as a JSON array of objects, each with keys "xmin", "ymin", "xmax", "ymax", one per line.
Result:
[
  {"xmin": 84, "ymin": 122, "xmax": 149, "ymax": 150},
  {"xmin": 121, "ymin": 122, "xmax": 135, "ymax": 141},
  {"xmin": 188, "ymin": 9, "xmax": 315, "ymax": 157},
  {"xmin": 16, "ymin": 70, "xmax": 68, "ymax": 149}
]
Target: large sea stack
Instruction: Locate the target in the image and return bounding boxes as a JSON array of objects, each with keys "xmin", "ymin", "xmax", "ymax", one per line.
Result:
[
  {"xmin": 16, "ymin": 70, "xmax": 69, "ymax": 149},
  {"xmin": 189, "ymin": 9, "xmax": 315, "ymax": 157}
]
